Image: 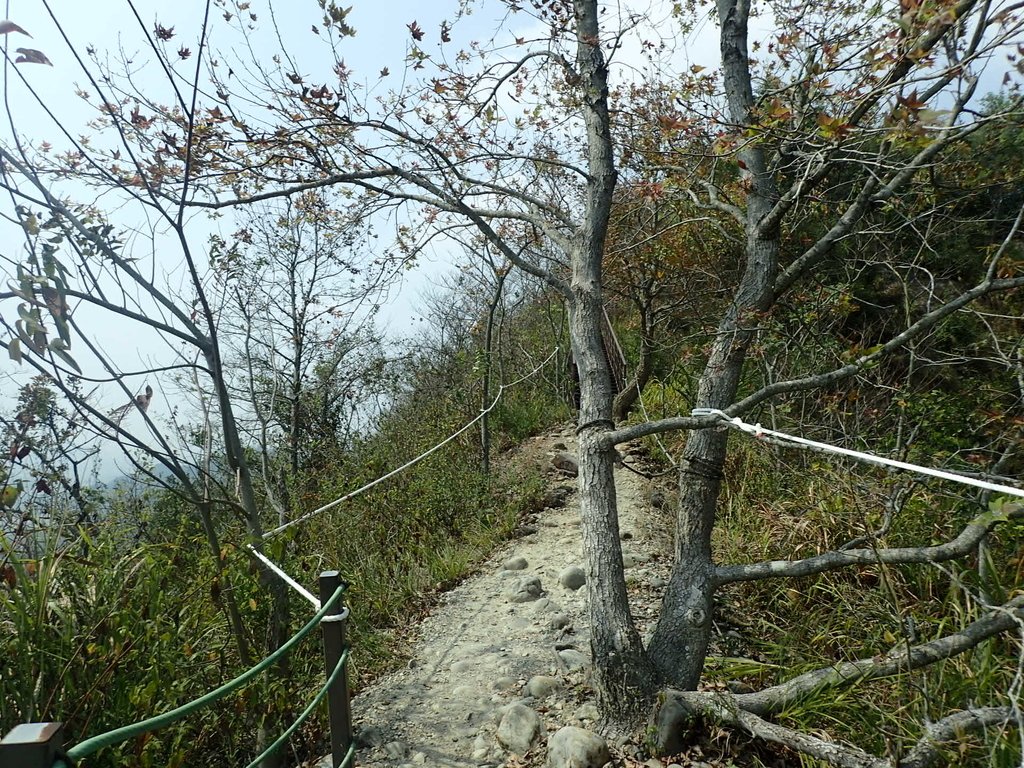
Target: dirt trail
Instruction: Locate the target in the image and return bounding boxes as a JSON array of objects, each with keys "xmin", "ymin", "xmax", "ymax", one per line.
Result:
[{"xmin": 316, "ymin": 424, "xmax": 673, "ymax": 768}]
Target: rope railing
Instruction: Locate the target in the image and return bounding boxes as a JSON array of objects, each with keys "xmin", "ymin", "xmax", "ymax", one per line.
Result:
[
  {"xmin": 262, "ymin": 347, "xmax": 560, "ymax": 540},
  {"xmin": 0, "ymin": 578, "xmax": 353, "ymax": 768},
  {"xmin": 244, "ymin": 648, "xmax": 351, "ymax": 768},
  {"xmin": 695, "ymin": 408, "xmax": 1024, "ymax": 499}
]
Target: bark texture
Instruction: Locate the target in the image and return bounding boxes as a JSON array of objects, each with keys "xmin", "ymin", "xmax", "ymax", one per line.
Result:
[
  {"xmin": 648, "ymin": 0, "xmax": 780, "ymax": 688},
  {"xmin": 571, "ymin": 0, "xmax": 659, "ymax": 719}
]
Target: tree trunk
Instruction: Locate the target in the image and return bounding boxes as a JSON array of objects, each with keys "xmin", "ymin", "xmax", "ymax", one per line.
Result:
[
  {"xmin": 480, "ymin": 267, "xmax": 507, "ymax": 475},
  {"xmin": 647, "ymin": 0, "xmax": 780, "ymax": 689},
  {"xmin": 572, "ymin": 0, "xmax": 659, "ymax": 721},
  {"xmin": 612, "ymin": 314, "xmax": 654, "ymax": 421},
  {"xmin": 571, "ymin": 293, "xmax": 659, "ymax": 720}
]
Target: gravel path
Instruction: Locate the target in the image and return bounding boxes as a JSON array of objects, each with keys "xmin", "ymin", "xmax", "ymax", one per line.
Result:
[{"xmin": 315, "ymin": 424, "xmax": 672, "ymax": 768}]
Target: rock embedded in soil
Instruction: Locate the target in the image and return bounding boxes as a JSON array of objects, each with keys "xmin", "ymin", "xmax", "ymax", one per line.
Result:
[
  {"xmin": 574, "ymin": 702, "xmax": 600, "ymax": 723},
  {"xmin": 382, "ymin": 740, "xmax": 408, "ymax": 759},
  {"xmin": 543, "ymin": 485, "xmax": 573, "ymax": 509},
  {"xmin": 496, "ymin": 702, "xmax": 542, "ymax": 755},
  {"xmin": 503, "ymin": 556, "xmax": 528, "ymax": 571},
  {"xmin": 549, "ymin": 612, "xmax": 572, "ymax": 630},
  {"xmin": 491, "ymin": 676, "xmax": 516, "ymax": 691},
  {"xmin": 355, "ymin": 724, "xmax": 384, "ymax": 748},
  {"xmin": 526, "ymin": 674, "xmax": 562, "ymax": 699},
  {"xmin": 551, "ymin": 452, "xmax": 579, "ymax": 476},
  {"xmin": 558, "ymin": 648, "xmax": 589, "ymax": 671},
  {"xmin": 547, "ymin": 726, "xmax": 610, "ymax": 768},
  {"xmin": 622, "ymin": 551, "xmax": 650, "ymax": 568},
  {"xmin": 506, "ymin": 576, "xmax": 544, "ymax": 603},
  {"xmin": 529, "ymin": 597, "xmax": 560, "ymax": 615},
  {"xmin": 558, "ymin": 566, "xmax": 586, "ymax": 590}
]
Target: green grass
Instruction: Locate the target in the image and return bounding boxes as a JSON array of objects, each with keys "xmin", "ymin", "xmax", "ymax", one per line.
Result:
[{"xmin": 705, "ymin": 438, "xmax": 1023, "ymax": 767}]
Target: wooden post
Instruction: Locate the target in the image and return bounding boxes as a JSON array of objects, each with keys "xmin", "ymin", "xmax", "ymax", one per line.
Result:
[
  {"xmin": 319, "ymin": 571, "xmax": 353, "ymax": 768},
  {"xmin": 0, "ymin": 723, "xmax": 64, "ymax": 768}
]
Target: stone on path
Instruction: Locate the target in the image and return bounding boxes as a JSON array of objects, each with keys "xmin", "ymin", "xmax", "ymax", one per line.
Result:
[
  {"xmin": 543, "ymin": 485, "xmax": 573, "ymax": 509},
  {"xmin": 558, "ymin": 565, "xmax": 586, "ymax": 590},
  {"xmin": 622, "ymin": 551, "xmax": 650, "ymax": 568},
  {"xmin": 530, "ymin": 597, "xmax": 560, "ymax": 615},
  {"xmin": 526, "ymin": 674, "xmax": 561, "ymax": 699},
  {"xmin": 547, "ymin": 726, "xmax": 610, "ymax": 768},
  {"xmin": 491, "ymin": 676, "xmax": 516, "ymax": 691},
  {"xmin": 549, "ymin": 612, "xmax": 572, "ymax": 630},
  {"xmin": 503, "ymin": 555, "xmax": 528, "ymax": 571},
  {"xmin": 382, "ymin": 740, "xmax": 408, "ymax": 760},
  {"xmin": 558, "ymin": 648, "xmax": 588, "ymax": 671},
  {"xmin": 496, "ymin": 702, "xmax": 542, "ymax": 755},
  {"xmin": 551, "ymin": 452, "xmax": 579, "ymax": 476},
  {"xmin": 354, "ymin": 724, "xmax": 384, "ymax": 748},
  {"xmin": 506, "ymin": 575, "xmax": 544, "ymax": 603}
]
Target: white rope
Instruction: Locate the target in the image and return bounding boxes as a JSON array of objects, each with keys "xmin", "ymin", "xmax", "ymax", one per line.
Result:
[
  {"xmin": 263, "ymin": 348, "xmax": 560, "ymax": 540},
  {"xmin": 693, "ymin": 408, "xmax": 1024, "ymax": 499},
  {"xmin": 245, "ymin": 544, "xmax": 353, "ymax": 619},
  {"xmin": 246, "ymin": 545, "xmax": 322, "ymax": 608}
]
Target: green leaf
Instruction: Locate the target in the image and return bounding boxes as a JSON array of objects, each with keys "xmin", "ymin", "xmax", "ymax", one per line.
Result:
[
  {"xmin": 52, "ymin": 347, "xmax": 82, "ymax": 373},
  {"xmin": 8, "ymin": 338, "xmax": 22, "ymax": 362}
]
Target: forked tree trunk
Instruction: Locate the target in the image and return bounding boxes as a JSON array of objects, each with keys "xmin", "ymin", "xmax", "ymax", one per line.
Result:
[{"xmin": 647, "ymin": 0, "xmax": 780, "ymax": 689}]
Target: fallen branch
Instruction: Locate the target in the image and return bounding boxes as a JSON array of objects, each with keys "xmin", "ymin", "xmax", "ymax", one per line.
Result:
[{"xmin": 661, "ymin": 691, "xmax": 1017, "ymax": 768}]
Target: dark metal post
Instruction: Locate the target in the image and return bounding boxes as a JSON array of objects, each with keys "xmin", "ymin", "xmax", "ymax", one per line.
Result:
[{"xmin": 319, "ymin": 570, "xmax": 352, "ymax": 768}]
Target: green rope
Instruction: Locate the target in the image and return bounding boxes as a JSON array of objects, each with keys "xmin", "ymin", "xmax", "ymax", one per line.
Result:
[
  {"xmin": 338, "ymin": 741, "xmax": 357, "ymax": 768},
  {"xmin": 243, "ymin": 647, "xmax": 350, "ymax": 768},
  {"xmin": 61, "ymin": 584, "xmax": 346, "ymax": 764}
]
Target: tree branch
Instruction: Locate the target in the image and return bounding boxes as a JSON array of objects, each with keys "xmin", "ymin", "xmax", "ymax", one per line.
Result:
[
  {"xmin": 725, "ymin": 593, "xmax": 1024, "ymax": 716},
  {"xmin": 727, "ymin": 275, "xmax": 1024, "ymax": 418},
  {"xmin": 715, "ymin": 503, "xmax": 1024, "ymax": 586}
]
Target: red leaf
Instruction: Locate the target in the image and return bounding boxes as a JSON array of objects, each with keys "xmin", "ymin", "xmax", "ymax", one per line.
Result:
[
  {"xmin": 407, "ymin": 20, "xmax": 424, "ymax": 41},
  {"xmin": 154, "ymin": 23, "xmax": 175, "ymax": 41}
]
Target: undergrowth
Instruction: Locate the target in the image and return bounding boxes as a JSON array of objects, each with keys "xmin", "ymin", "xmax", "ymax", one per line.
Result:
[
  {"xmin": 0, "ymin": 436, "xmax": 550, "ymax": 767},
  {"xmin": 706, "ymin": 437, "xmax": 1023, "ymax": 767}
]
